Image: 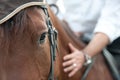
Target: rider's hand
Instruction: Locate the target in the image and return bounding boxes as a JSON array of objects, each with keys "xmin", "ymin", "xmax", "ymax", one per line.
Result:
[{"xmin": 63, "ymin": 43, "xmax": 85, "ymax": 77}]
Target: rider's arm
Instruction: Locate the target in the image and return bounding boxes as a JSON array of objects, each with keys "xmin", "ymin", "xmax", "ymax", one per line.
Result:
[
  {"xmin": 84, "ymin": 0, "xmax": 120, "ymax": 57},
  {"xmin": 83, "ymin": 32, "xmax": 109, "ymax": 58}
]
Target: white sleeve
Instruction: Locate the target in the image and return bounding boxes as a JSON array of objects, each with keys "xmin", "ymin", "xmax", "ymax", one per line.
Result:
[
  {"xmin": 94, "ymin": 0, "xmax": 120, "ymax": 43},
  {"xmin": 63, "ymin": 0, "xmax": 104, "ymax": 33}
]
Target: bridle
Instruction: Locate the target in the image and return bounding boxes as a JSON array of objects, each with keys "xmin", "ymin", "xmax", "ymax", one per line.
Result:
[
  {"xmin": 41, "ymin": 5, "xmax": 58, "ymax": 80},
  {"xmin": 0, "ymin": 1, "xmax": 58, "ymax": 80}
]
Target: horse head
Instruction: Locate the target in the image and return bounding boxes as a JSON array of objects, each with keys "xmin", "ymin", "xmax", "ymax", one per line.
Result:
[{"xmin": 0, "ymin": 0, "xmax": 57, "ymax": 80}]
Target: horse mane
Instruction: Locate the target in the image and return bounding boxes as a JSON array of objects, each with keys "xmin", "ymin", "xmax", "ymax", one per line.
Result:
[
  {"xmin": 48, "ymin": 7, "xmax": 85, "ymax": 50},
  {"xmin": 48, "ymin": 7, "xmax": 86, "ymax": 79},
  {"xmin": 48, "ymin": 6, "xmax": 113, "ymax": 80}
]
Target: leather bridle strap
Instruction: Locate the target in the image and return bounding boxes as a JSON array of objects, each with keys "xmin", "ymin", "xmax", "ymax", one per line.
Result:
[
  {"xmin": 41, "ymin": 6, "xmax": 58, "ymax": 80},
  {"xmin": 81, "ymin": 58, "xmax": 95, "ymax": 80},
  {"xmin": 103, "ymin": 48, "xmax": 120, "ymax": 80}
]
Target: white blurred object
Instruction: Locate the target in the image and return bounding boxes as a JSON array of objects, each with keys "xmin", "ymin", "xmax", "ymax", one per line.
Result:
[
  {"xmin": 47, "ymin": 0, "xmax": 65, "ymax": 20},
  {"xmin": 63, "ymin": 0, "xmax": 104, "ymax": 33},
  {"xmin": 47, "ymin": 0, "xmax": 120, "ymax": 43}
]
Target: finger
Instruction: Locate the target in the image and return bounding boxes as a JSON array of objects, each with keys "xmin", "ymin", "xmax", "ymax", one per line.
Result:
[
  {"xmin": 68, "ymin": 67, "xmax": 79, "ymax": 77},
  {"xmin": 63, "ymin": 54, "xmax": 74, "ymax": 60},
  {"xmin": 68, "ymin": 43, "xmax": 78, "ymax": 52},
  {"xmin": 68, "ymin": 63, "xmax": 83, "ymax": 77},
  {"xmin": 64, "ymin": 64, "xmax": 76, "ymax": 72},
  {"xmin": 63, "ymin": 59, "xmax": 75, "ymax": 67}
]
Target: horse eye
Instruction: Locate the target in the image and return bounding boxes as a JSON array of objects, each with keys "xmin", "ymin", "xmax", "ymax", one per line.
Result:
[{"xmin": 38, "ymin": 32, "xmax": 47, "ymax": 44}]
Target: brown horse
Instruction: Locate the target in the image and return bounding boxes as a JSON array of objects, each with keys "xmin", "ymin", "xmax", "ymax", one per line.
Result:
[
  {"xmin": 0, "ymin": 1, "xmax": 113, "ymax": 80},
  {"xmin": 48, "ymin": 7, "xmax": 113, "ymax": 80}
]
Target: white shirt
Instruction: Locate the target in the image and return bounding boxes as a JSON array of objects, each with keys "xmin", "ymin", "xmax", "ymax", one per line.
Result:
[
  {"xmin": 63, "ymin": 0, "xmax": 104, "ymax": 33},
  {"xmin": 94, "ymin": 0, "xmax": 120, "ymax": 43},
  {"xmin": 47, "ymin": 0, "xmax": 120, "ymax": 43}
]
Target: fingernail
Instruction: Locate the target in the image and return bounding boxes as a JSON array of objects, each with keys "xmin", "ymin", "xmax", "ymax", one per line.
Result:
[
  {"xmin": 63, "ymin": 57, "xmax": 66, "ymax": 60},
  {"xmin": 68, "ymin": 74, "xmax": 72, "ymax": 77},
  {"xmin": 64, "ymin": 69, "xmax": 67, "ymax": 72},
  {"xmin": 62, "ymin": 63, "xmax": 65, "ymax": 66}
]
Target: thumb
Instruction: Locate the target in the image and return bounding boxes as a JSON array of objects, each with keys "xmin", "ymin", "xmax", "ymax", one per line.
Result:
[{"xmin": 68, "ymin": 43, "xmax": 78, "ymax": 52}]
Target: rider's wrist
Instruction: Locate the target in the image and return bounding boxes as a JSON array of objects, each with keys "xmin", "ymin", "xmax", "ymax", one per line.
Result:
[{"xmin": 82, "ymin": 52, "xmax": 93, "ymax": 66}]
